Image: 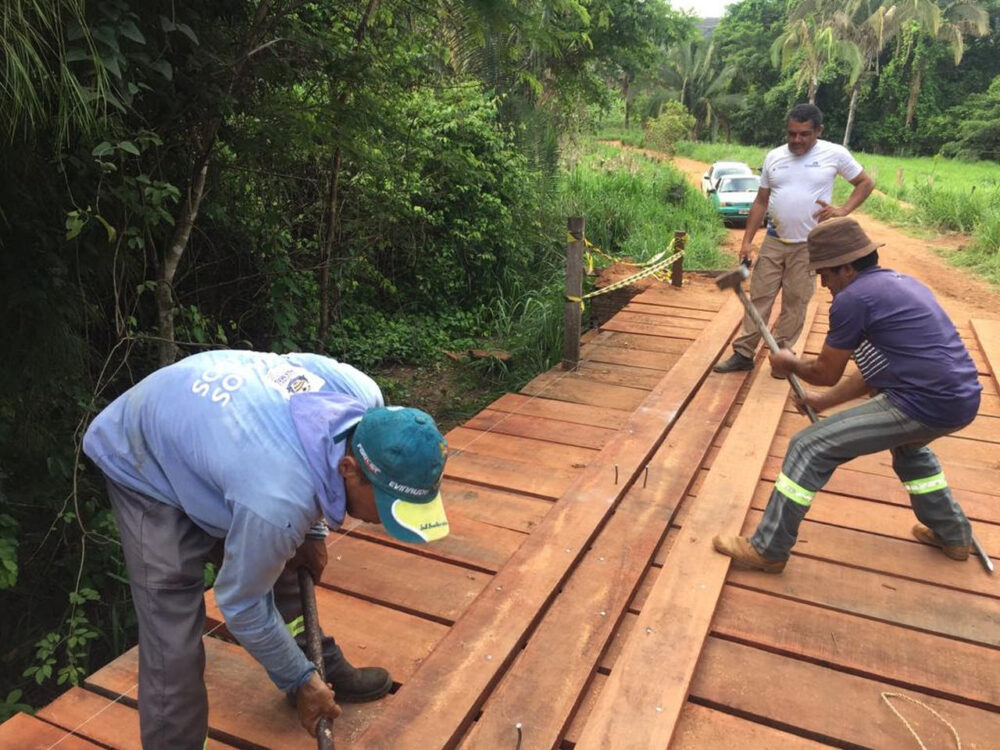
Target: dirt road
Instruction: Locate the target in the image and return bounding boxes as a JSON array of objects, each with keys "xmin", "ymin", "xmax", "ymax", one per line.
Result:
[{"xmin": 670, "ymin": 155, "xmax": 999, "ymax": 324}]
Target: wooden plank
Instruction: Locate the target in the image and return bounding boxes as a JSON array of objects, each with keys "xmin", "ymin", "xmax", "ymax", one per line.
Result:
[
  {"xmin": 614, "ymin": 309, "xmax": 706, "ymax": 331},
  {"xmin": 484, "ymin": 393, "xmax": 630, "ymax": 430},
  {"xmin": 743, "ymin": 510, "xmax": 998, "ymax": 598},
  {"xmin": 460, "ymin": 366, "xmax": 746, "ymax": 750},
  {"xmin": 441, "ymin": 479, "xmax": 551, "ymax": 533},
  {"xmin": 573, "ymin": 297, "xmax": 821, "ymax": 750},
  {"xmin": 621, "ymin": 301, "xmax": 716, "ymax": 321},
  {"xmin": 443, "ymin": 451, "xmax": 577, "ymax": 499},
  {"xmin": 561, "ymin": 675, "xmax": 826, "ymax": 749},
  {"xmin": 204, "ymin": 587, "xmax": 447, "ymax": 682},
  {"xmin": 575, "ymin": 360, "xmax": 667, "ymax": 389},
  {"xmin": 581, "ymin": 342, "xmax": 681, "ymax": 371},
  {"xmin": 972, "ymin": 317, "xmax": 1000, "ymax": 396},
  {"xmin": 760, "ymin": 456, "xmax": 1000, "ymax": 524},
  {"xmin": 462, "ymin": 409, "xmax": 616, "ymax": 450},
  {"xmin": 690, "ymin": 637, "xmax": 1000, "ymax": 749},
  {"xmin": 750, "ymin": 480, "xmax": 1000, "ymax": 556},
  {"xmin": 588, "ymin": 330, "xmax": 692, "ymax": 355},
  {"xmin": 342, "ymin": 508, "xmax": 526, "ymax": 573},
  {"xmin": 713, "ymin": 586, "xmax": 1000, "ymax": 709},
  {"xmin": 729, "ymin": 555, "xmax": 1000, "ymax": 647},
  {"xmin": 446, "ymin": 427, "xmax": 597, "ymax": 472},
  {"xmin": 357, "ymin": 293, "xmax": 745, "ymax": 749},
  {"xmin": 0, "ymin": 712, "xmax": 101, "ymax": 749},
  {"xmin": 670, "ymin": 703, "xmax": 829, "ymax": 749},
  {"xmin": 520, "ymin": 371, "xmax": 649, "ymax": 411},
  {"xmin": 316, "ymin": 535, "xmax": 489, "ymax": 623},
  {"xmin": 599, "ymin": 316, "xmax": 700, "ymax": 341},
  {"xmin": 632, "ymin": 285, "xmax": 724, "ymax": 313},
  {"xmin": 85, "ymin": 637, "xmax": 385, "ymax": 748},
  {"xmin": 37, "ymin": 687, "xmax": 238, "ymax": 749}
]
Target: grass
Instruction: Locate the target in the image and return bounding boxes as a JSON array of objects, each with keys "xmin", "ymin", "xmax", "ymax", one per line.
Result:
[{"xmin": 558, "ymin": 143, "xmax": 729, "ymax": 270}]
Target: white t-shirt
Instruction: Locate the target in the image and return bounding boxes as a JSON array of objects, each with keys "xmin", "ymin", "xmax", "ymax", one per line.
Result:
[{"xmin": 760, "ymin": 140, "xmax": 863, "ymax": 242}]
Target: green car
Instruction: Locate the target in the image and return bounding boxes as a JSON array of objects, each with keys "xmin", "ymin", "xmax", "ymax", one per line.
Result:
[{"xmin": 707, "ymin": 174, "xmax": 761, "ymax": 226}]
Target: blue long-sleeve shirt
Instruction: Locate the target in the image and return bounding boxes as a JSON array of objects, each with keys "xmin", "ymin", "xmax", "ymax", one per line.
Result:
[{"xmin": 83, "ymin": 350, "xmax": 383, "ymax": 691}]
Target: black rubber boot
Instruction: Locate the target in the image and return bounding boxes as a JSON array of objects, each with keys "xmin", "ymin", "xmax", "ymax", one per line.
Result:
[
  {"xmin": 713, "ymin": 352, "xmax": 754, "ymax": 373},
  {"xmin": 324, "ymin": 650, "xmax": 393, "ymax": 702},
  {"xmin": 300, "ymin": 636, "xmax": 393, "ymax": 703}
]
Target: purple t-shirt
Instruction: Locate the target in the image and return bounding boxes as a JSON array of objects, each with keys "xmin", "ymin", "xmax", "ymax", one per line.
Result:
[{"xmin": 825, "ymin": 267, "xmax": 981, "ymax": 428}]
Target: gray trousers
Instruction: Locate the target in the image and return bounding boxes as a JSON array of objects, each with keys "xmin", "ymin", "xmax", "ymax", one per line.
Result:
[
  {"xmin": 107, "ymin": 480, "xmax": 335, "ymax": 749},
  {"xmin": 732, "ymin": 235, "xmax": 815, "ymax": 359},
  {"xmin": 751, "ymin": 394, "xmax": 972, "ymax": 561}
]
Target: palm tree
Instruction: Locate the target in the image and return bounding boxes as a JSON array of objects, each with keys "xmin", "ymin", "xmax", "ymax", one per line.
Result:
[
  {"xmin": 659, "ymin": 39, "xmax": 743, "ymax": 140},
  {"xmin": 819, "ymin": 0, "xmax": 898, "ymax": 147},
  {"xmin": 770, "ymin": 3, "xmax": 862, "ymax": 105},
  {"xmin": 893, "ymin": 0, "xmax": 990, "ymax": 129}
]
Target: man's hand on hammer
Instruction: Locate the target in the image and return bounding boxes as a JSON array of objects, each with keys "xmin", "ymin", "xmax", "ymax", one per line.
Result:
[
  {"xmin": 768, "ymin": 348, "xmax": 798, "ymax": 377},
  {"xmin": 739, "ymin": 237, "xmax": 756, "ymax": 266},
  {"xmin": 297, "ymin": 670, "xmax": 342, "ymax": 737}
]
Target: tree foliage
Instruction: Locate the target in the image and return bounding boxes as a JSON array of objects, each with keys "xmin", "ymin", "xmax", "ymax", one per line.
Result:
[{"xmin": 0, "ymin": 0, "xmax": 696, "ymax": 711}]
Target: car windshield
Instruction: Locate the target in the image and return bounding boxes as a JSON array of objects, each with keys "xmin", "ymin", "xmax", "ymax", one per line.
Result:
[
  {"xmin": 719, "ymin": 177, "xmax": 759, "ymax": 192},
  {"xmin": 715, "ymin": 164, "xmax": 749, "ymax": 177}
]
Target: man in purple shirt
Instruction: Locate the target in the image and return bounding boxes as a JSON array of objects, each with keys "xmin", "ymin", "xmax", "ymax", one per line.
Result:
[{"xmin": 714, "ymin": 217, "xmax": 981, "ymax": 572}]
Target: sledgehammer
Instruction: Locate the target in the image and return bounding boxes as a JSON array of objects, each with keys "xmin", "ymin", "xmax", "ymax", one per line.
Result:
[{"xmin": 715, "ymin": 264, "xmax": 819, "ymax": 422}]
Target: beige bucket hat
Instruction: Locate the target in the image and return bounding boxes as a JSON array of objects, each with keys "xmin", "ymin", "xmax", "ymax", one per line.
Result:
[{"xmin": 807, "ymin": 216, "xmax": 884, "ymax": 271}]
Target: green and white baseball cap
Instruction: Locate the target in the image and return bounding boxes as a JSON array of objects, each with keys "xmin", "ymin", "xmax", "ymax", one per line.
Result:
[{"xmin": 351, "ymin": 407, "xmax": 449, "ymax": 543}]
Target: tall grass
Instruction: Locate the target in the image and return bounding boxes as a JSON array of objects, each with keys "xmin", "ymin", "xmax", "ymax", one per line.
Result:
[
  {"xmin": 672, "ymin": 139, "xmax": 1000, "ymax": 284},
  {"xmin": 478, "ymin": 141, "xmax": 730, "ymax": 388},
  {"xmin": 559, "ymin": 144, "xmax": 728, "ymax": 269}
]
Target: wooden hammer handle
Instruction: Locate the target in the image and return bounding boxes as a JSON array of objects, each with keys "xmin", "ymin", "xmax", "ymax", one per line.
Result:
[
  {"xmin": 735, "ymin": 285, "xmax": 819, "ymax": 423},
  {"xmin": 298, "ymin": 567, "xmax": 335, "ymax": 750}
]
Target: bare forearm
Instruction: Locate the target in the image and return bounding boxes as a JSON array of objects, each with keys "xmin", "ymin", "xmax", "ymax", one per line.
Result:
[
  {"xmin": 811, "ymin": 369, "xmax": 871, "ymax": 411},
  {"xmin": 740, "ymin": 193, "xmax": 770, "ymax": 257},
  {"xmin": 842, "ymin": 175, "xmax": 874, "ymax": 214}
]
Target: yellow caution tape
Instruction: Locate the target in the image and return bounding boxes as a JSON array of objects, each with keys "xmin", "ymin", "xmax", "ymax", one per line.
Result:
[
  {"xmin": 567, "ymin": 233, "xmax": 677, "ymax": 269},
  {"xmin": 566, "ymin": 245, "xmax": 683, "ymax": 309}
]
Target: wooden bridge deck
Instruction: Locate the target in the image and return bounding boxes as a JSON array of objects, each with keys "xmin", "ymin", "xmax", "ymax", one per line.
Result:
[{"xmin": 9, "ymin": 276, "xmax": 1000, "ymax": 749}]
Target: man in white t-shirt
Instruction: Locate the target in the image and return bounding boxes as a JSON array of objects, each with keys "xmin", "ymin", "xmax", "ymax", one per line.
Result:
[{"xmin": 714, "ymin": 103, "xmax": 874, "ymax": 374}]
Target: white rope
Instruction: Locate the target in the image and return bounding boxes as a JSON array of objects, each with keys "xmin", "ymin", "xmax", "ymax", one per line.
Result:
[{"xmin": 880, "ymin": 691, "xmax": 962, "ymax": 750}]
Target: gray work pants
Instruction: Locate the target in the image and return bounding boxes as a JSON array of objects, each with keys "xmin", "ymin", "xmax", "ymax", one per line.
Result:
[
  {"xmin": 732, "ymin": 235, "xmax": 816, "ymax": 359},
  {"xmin": 751, "ymin": 394, "xmax": 973, "ymax": 561},
  {"xmin": 107, "ymin": 480, "xmax": 336, "ymax": 749}
]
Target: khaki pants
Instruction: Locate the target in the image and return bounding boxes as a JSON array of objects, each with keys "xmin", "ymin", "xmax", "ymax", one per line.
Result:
[{"xmin": 732, "ymin": 235, "xmax": 816, "ymax": 359}]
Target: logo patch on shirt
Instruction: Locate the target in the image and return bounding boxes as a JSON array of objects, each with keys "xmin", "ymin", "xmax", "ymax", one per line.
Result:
[{"xmin": 264, "ymin": 365, "xmax": 326, "ymax": 399}]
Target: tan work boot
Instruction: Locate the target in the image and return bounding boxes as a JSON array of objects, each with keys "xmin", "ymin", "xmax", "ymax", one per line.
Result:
[
  {"xmin": 713, "ymin": 535, "xmax": 786, "ymax": 573},
  {"xmin": 911, "ymin": 524, "xmax": 970, "ymax": 561}
]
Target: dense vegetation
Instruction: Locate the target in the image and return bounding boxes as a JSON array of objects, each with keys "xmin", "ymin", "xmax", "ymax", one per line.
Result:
[
  {"xmin": 2, "ymin": 0, "xmax": 997, "ymax": 719},
  {"xmin": 0, "ymin": 0, "xmax": 701, "ymax": 715}
]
